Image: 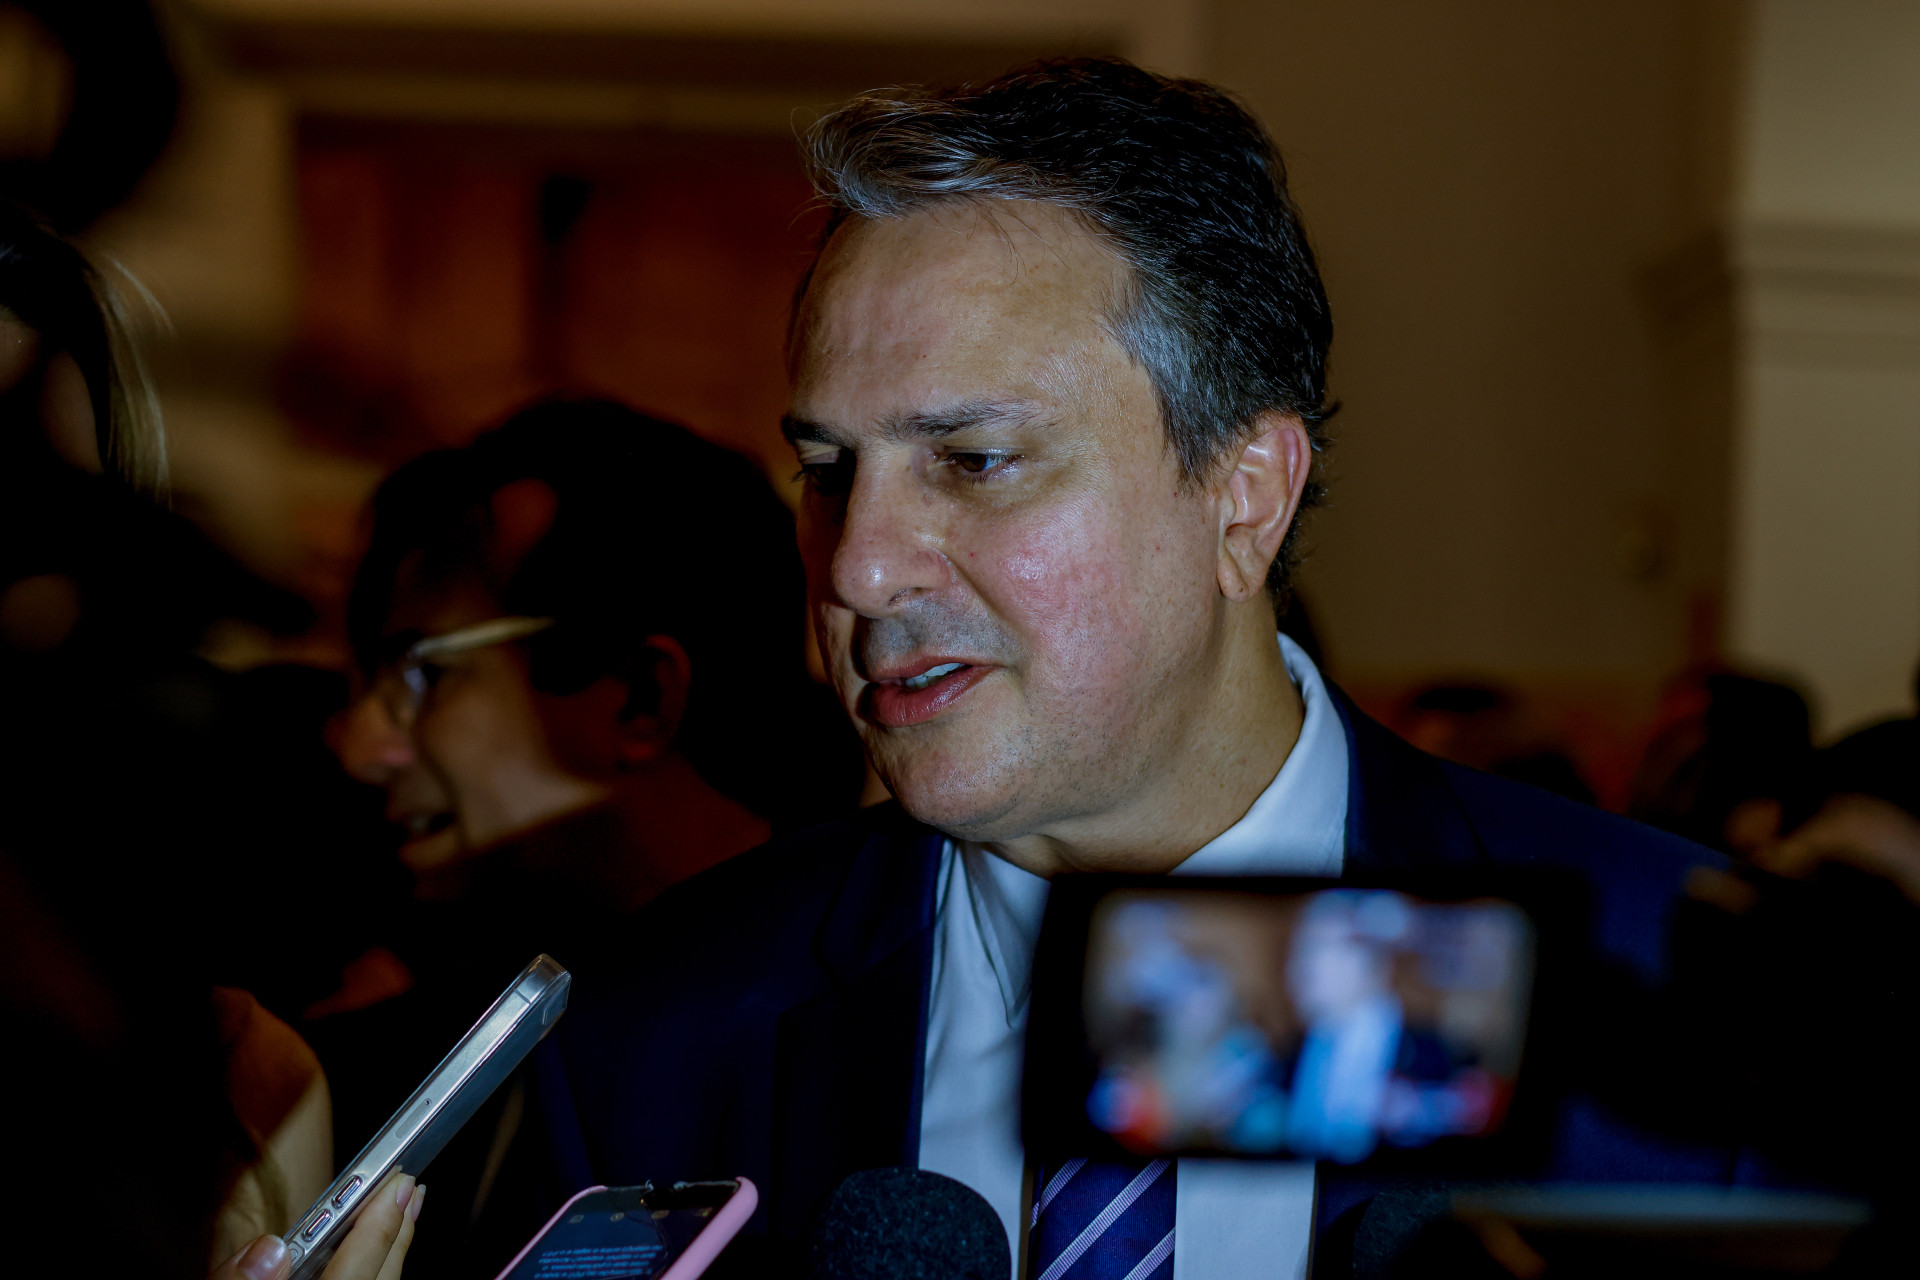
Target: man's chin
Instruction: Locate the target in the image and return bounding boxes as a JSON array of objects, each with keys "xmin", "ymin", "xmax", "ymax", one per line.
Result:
[
  {"xmin": 399, "ymin": 827, "xmax": 476, "ymax": 902},
  {"xmin": 399, "ymin": 827, "xmax": 465, "ymax": 874},
  {"xmin": 874, "ymin": 758, "xmax": 1036, "ymax": 844}
]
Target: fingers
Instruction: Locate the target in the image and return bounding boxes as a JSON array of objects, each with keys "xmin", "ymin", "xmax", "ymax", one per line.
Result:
[
  {"xmin": 212, "ymin": 1235, "xmax": 292, "ymax": 1280},
  {"xmin": 321, "ymin": 1171, "xmax": 419, "ymax": 1280},
  {"xmin": 374, "ymin": 1186, "xmax": 424, "ymax": 1280}
]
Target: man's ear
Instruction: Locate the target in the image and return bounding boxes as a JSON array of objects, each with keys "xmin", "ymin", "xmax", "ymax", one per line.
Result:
[
  {"xmin": 1214, "ymin": 411, "xmax": 1313, "ymax": 602},
  {"xmin": 615, "ymin": 635, "xmax": 693, "ymax": 769}
]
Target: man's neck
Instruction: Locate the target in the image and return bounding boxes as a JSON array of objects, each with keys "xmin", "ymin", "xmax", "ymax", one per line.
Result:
[
  {"xmin": 985, "ymin": 609, "xmax": 1304, "ymax": 878},
  {"xmin": 484, "ymin": 756, "xmax": 770, "ymax": 913},
  {"xmin": 602, "ymin": 755, "xmax": 771, "ymax": 910}
]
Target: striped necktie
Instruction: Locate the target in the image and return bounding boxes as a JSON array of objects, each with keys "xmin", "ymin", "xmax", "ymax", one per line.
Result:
[{"xmin": 1028, "ymin": 1157, "xmax": 1175, "ymax": 1280}]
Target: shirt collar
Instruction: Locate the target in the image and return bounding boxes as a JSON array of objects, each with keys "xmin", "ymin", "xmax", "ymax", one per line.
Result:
[
  {"xmin": 1175, "ymin": 633, "xmax": 1349, "ymax": 878},
  {"xmin": 949, "ymin": 634, "xmax": 1352, "ymax": 1021}
]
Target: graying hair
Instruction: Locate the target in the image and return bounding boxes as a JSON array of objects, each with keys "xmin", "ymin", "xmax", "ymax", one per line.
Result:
[{"xmin": 796, "ymin": 58, "xmax": 1335, "ymax": 599}]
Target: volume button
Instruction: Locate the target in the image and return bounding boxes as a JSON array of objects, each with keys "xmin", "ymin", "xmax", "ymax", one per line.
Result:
[{"xmin": 333, "ymin": 1176, "xmax": 362, "ymax": 1207}]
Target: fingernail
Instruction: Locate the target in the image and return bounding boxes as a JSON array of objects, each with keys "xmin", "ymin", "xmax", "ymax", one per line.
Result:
[
  {"xmin": 406, "ymin": 1185, "xmax": 426, "ymax": 1224},
  {"xmin": 394, "ymin": 1174, "xmax": 417, "ymax": 1208},
  {"xmin": 237, "ymin": 1235, "xmax": 288, "ymax": 1280}
]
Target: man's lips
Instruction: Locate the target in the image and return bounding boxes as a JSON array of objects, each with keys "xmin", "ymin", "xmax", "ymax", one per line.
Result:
[
  {"xmin": 393, "ymin": 810, "xmax": 456, "ymax": 842},
  {"xmin": 861, "ymin": 660, "xmax": 993, "ymax": 728}
]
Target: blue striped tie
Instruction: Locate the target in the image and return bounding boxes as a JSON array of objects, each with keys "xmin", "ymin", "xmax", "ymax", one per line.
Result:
[{"xmin": 1028, "ymin": 1158, "xmax": 1175, "ymax": 1280}]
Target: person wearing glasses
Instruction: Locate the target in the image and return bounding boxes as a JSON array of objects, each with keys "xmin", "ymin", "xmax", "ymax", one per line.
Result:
[
  {"xmin": 336, "ymin": 398, "xmax": 863, "ymax": 922},
  {"xmin": 319, "ymin": 398, "xmax": 864, "ymax": 1280}
]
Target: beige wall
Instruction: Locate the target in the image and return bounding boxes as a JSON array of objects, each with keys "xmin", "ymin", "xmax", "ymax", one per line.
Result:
[
  {"xmin": 1741, "ymin": 0, "xmax": 1920, "ymax": 227},
  {"xmin": 1727, "ymin": 0, "xmax": 1920, "ymax": 735},
  {"xmin": 1206, "ymin": 1, "xmax": 1735, "ymax": 692}
]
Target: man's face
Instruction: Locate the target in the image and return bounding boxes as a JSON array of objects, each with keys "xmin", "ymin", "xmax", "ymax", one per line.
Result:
[
  {"xmin": 787, "ymin": 202, "xmax": 1235, "ymax": 849},
  {"xmin": 338, "ymin": 568, "xmax": 609, "ymax": 892}
]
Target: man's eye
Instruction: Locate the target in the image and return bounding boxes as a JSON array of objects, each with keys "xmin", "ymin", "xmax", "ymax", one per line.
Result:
[
  {"xmin": 796, "ymin": 449, "xmax": 856, "ymax": 497},
  {"xmin": 948, "ymin": 451, "xmax": 1015, "ymax": 476}
]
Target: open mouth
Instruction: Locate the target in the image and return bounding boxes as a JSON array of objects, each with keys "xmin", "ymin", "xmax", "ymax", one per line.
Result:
[
  {"xmin": 396, "ymin": 810, "xmax": 462, "ymax": 874},
  {"xmin": 900, "ymin": 661, "xmax": 965, "ymax": 692},
  {"xmin": 403, "ymin": 811, "xmax": 456, "ymax": 840},
  {"xmin": 863, "ymin": 659, "xmax": 991, "ymax": 728}
]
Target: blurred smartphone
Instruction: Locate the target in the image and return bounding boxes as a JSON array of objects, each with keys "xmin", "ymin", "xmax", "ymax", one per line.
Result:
[
  {"xmin": 285, "ymin": 955, "xmax": 572, "ymax": 1280},
  {"xmin": 494, "ymin": 1180, "xmax": 758, "ymax": 1280},
  {"xmin": 1024, "ymin": 876, "xmax": 1572, "ymax": 1172}
]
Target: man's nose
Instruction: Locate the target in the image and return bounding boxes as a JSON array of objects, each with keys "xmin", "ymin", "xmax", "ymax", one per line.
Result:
[
  {"xmin": 333, "ymin": 692, "xmax": 416, "ymax": 784},
  {"xmin": 827, "ymin": 461, "xmax": 949, "ymax": 617}
]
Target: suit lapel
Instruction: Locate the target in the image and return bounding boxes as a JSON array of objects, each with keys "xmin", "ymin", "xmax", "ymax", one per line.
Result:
[
  {"xmin": 769, "ymin": 812, "xmax": 943, "ymax": 1243},
  {"xmin": 1328, "ymin": 682, "xmax": 1490, "ymax": 874}
]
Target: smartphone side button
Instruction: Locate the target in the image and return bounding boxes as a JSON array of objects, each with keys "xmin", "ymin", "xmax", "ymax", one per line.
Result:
[
  {"xmin": 302, "ymin": 1211, "xmax": 332, "ymax": 1241},
  {"xmin": 332, "ymin": 1176, "xmax": 362, "ymax": 1207}
]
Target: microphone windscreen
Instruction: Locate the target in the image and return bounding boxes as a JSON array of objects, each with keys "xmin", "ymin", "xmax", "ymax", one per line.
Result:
[{"xmin": 811, "ymin": 1167, "xmax": 1011, "ymax": 1280}]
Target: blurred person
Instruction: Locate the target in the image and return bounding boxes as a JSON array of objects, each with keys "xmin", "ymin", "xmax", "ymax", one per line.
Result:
[
  {"xmin": 0, "ymin": 201, "xmax": 393, "ymax": 1018},
  {"xmin": 1285, "ymin": 895, "xmax": 1407, "ymax": 1163},
  {"xmin": 1604, "ymin": 712, "xmax": 1920, "ymax": 1275},
  {"xmin": 1631, "ymin": 670, "xmax": 1813, "ymax": 853},
  {"xmin": 535, "ymin": 58, "xmax": 1732, "ymax": 1277},
  {"xmin": 0, "ymin": 204, "xmax": 406, "ymax": 1265},
  {"xmin": 316, "ymin": 398, "xmax": 864, "ymax": 1280},
  {"xmin": 334, "ymin": 397, "xmax": 864, "ymax": 973},
  {"xmin": 1086, "ymin": 899, "xmax": 1293, "ymax": 1155},
  {"xmin": 1, "ymin": 849, "xmax": 424, "ymax": 1280},
  {"xmin": 0, "ymin": 0, "xmax": 179, "ymax": 233},
  {"xmin": 1743, "ymin": 715, "xmax": 1920, "ymax": 895},
  {"xmin": 0, "ymin": 205, "xmax": 421, "ymax": 1278},
  {"xmin": 1397, "ymin": 682, "xmax": 1595, "ymax": 805}
]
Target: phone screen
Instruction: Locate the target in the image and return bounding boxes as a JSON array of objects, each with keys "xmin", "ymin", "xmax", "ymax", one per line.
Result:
[
  {"xmin": 500, "ymin": 1184, "xmax": 739, "ymax": 1280},
  {"xmin": 1024, "ymin": 878, "xmax": 1551, "ymax": 1168}
]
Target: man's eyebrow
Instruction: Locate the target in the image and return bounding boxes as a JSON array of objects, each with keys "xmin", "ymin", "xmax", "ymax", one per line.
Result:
[
  {"xmin": 783, "ymin": 400, "xmax": 1048, "ymax": 450},
  {"xmin": 879, "ymin": 399, "xmax": 1046, "ymax": 443},
  {"xmin": 780, "ymin": 413, "xmax": 840, "ymax": 446}
]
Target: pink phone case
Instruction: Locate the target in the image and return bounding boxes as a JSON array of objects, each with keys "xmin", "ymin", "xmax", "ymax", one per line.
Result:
[{"xmin": 491, "ymin": 1178, "xmax": 759, "ymax": 1280}]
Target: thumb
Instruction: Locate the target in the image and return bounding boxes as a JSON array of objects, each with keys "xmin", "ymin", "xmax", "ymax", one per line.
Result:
[{"xmin": 211, "ymin": 1236, "xmax": 291, "ymax": 1280}]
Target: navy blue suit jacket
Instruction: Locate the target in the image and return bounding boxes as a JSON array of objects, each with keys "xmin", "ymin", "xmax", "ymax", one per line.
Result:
[{"xmin": 533, "ymin": 688, "xmax": 1733, "ymax": 1266}]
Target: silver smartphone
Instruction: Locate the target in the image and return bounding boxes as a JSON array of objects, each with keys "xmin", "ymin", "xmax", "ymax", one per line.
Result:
[{"xmin": 284, "ymin": 955, "xmax": 572, "ymax": 1280}]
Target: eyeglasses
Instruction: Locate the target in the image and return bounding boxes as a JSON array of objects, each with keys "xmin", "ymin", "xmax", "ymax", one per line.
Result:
[{"xmin": 371, "ymin": 615, "xmax": 555, "ymax": 730}]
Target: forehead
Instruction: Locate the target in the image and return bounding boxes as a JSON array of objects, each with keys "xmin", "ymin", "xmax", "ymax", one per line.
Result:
[
  {"xmin": 383, "ymin": 551, "xmax": 502, "ymax": 639},
  {"xmin": 792, "ymin": 201, "xmax": 1135, "ymax": 421}
]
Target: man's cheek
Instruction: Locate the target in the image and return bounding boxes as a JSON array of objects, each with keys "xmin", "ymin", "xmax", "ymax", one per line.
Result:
[
  {"xmin": 814, "ymin": 610, "xmax": 864, "ymax": 709},
  {"xmin": 998, "ymin": 533, "xmax": 1142, "ymax": 694}
]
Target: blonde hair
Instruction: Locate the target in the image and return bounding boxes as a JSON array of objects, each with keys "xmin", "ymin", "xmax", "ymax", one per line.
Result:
[
  {"xmin": 0, "ymin": 202, "xmax": 168, "ymax": 497},
  {"xmin": 94, "ymin": 256, "xmax": 169, "ymax": 497}
]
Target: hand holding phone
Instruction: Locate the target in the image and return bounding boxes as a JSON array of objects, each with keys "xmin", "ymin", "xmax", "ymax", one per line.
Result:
[
  {"xmin": 216, "ymin": 1172, "xmax": 424, "ymax": 1280},
  {"xmin": 285, "ymin": 956, "xmax": 571, "ymax": 1280}
]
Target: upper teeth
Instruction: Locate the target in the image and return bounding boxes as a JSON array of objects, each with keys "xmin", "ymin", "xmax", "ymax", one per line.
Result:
[{"xmin": 901, "ymin": 662, "xmax": 963, "ymax": 691}]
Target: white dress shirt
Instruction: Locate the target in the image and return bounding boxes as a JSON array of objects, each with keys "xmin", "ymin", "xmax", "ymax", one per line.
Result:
[{"xmin": 917, "ymin": 635, "xmax": 1349, "ymax": 1278}]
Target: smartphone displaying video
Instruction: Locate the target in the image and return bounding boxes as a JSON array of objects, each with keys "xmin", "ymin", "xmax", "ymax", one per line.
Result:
[
  {"xmin": 1024, "ymin": 877, "xmax": 1566, "ymax": 1169},
  {"xmin": 494, "ymin": 1181, "xmax": 757, "ymax": 1280}
]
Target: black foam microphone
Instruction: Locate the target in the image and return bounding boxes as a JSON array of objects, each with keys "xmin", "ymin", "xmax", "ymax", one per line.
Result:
[{"xmin": 811, "ymin": 1167, "xmax": 1012, "ymax": 1280}]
